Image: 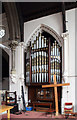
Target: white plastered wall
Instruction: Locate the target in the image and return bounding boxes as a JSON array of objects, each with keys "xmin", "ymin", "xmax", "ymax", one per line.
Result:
[
  {"xmin": 24, "ymin": 8, "xmax": 76, "ymax": 113},
  {"xmin": 62, "ymin": 9, "xmax": 75, "ymax": 113},
  {"xmin": 24, "ymin": 12, "xmax": 63, "ymax": 43}
]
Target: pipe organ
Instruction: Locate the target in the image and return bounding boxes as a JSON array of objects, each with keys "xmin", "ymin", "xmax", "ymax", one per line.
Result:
[
  {"xmin": 25, "ymin": 32, "xmax": 61, "ymax": 84},
  {"xmin": 51, "ymin": 41, "xmax": 61, "ymax": 83}
]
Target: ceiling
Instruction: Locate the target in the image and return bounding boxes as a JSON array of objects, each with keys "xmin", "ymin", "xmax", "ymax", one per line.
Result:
[
  {"xmin": 2, "ymin": 2, "xmax": 77, "ymax": 22},
  {"xmin": 16, "ymin": 2, "xmax": 77, "ymax": 22},
  {"xmin": 2, "ymin": 2, "xmax": 77, "ymax": 42}
]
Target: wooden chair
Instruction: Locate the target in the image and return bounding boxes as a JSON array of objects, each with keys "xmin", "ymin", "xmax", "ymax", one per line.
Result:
[
  {"xmin": 64, "ymin": 102, "xmax": 73, "ymax": 115},
  {"xmin": 6, "ymin": 91, "xmax": 18, "ymax": 114},
  {"xmin": 6, "ymin": 91, "xmax": 17, "ymax": 105}
]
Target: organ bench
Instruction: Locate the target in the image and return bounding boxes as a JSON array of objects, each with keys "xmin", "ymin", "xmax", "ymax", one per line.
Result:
[{"xmin": 33, "ymin": 101, "xmax": 55, "ymax": 113}]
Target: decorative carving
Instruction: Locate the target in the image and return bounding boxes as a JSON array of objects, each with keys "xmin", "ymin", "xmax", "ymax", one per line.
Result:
[{"xmin": 9, "ymin": 40, "xmax": 18, "ymax": 50}]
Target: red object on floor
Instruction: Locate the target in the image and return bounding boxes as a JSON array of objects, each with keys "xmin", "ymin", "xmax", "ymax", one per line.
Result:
[{"xmin": 64, "ymin": 102, "xmax": 73, "ymax": 114}]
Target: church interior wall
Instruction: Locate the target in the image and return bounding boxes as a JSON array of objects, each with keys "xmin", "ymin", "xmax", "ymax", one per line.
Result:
[
  {"xmin": 24, "ymin": 8, "xmax": 76, "ymax": 113},
  {"xmin": 24, "ymin": 10, "xmax": 63, "ymax": 110},
  {"xmin": 1, "ymin": 7, "xmax": 76, "ymax": 113}
]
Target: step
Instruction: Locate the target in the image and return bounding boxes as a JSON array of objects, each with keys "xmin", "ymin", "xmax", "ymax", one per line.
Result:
[
  {"xmin": 36, "ymin": 107, "xmax": 49, "ymax": 110},
  {"xmin": 36, "ymin": 107, "xmax": 51, "ymax": 112},
  {"xmin": 35, "ymin": 107, "xmax": 55, "ymax": 112}
]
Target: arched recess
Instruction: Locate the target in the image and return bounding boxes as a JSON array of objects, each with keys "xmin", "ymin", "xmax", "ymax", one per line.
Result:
[
  {"xmin": 0, "ymin": 48, "xmax": 9, "ymax": 90},
  {"xmin": 25, "ymin": 24, "xmax": 64, "ymax": 75},
  {"xmin": 2, "ymin": 48, "xmax": 9, "ymax": 77}
]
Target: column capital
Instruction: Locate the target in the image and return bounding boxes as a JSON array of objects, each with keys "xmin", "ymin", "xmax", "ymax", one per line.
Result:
[
  {"xmin": 9, "ymin": 40, "xmax": 18, "ymax": 50},
  {"xmin": 19, "ymin": 42, "xmax": 26, "ymax": 49},
  {"xmin": 61, "ymin": 32, "xmax": 69, "ymax": 39}
]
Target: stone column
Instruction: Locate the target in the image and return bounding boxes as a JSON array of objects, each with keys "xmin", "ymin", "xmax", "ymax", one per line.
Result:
[
  {"xmin": 62, "ymin": 32, "xmax": 69, "ymax": 81},
  {"xmin": 9, "ymin": 40, "xmax": 18, "ymax": 73},
  {"xmin": 18, "ymin": 42, "xmax": 26, "ymax": 110},
  {"xmin": 61, "ymin": 32, "xmax": 69, "ymax": 114},
  {"xmin": 9, "ymin": 40, "xmax": 18, "ymax": 83},
  {"xmin": 19, "ymin": 42, "xmax": 25, "ymax": 81}
]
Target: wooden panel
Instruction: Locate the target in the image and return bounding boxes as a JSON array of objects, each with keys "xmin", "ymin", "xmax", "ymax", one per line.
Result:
[
  {"xmin": 28, "ymin": 86, "xmax": 37, "ymax": 106},
  {"xmin": 36, "ymin": 88, "xmax": 54, "ymax": 101},
  {"xmin": 28, "ymin": 86, "xmax": 55, "ymax": 109},
  {"xmin": 33, "ymin": 102, "xmax": 53, "ymax": 113}
]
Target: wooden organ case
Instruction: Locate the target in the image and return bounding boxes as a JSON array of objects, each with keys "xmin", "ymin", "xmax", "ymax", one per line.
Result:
[{"xmin": 25, "ymin": 31, "xmax": 62, "ymax": 113}]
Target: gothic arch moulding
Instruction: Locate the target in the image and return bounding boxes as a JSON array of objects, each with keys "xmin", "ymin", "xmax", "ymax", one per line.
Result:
[
  {"xmin": 25, "ymin": 24, "xmax": 64, "ymax": 76},
  {"xmin": 25, "ymin": 24, "xmax": 63, "ymax": 47},
  {"xmin": 3, "ymin": 2, "xmax": 21, "ymax": 42}
]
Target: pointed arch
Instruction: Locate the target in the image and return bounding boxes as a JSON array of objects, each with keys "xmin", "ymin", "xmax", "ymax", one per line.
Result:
[
  {"xmin": 3, "ymin": 2, "xmax": 21, "ymax": 42},
  {"xmin": 25, "ymin": 24, "xmax": 64, "ymax": 75},
  {"xmin": 25, "ymin": 24, "xmax": 63, "ymax": 47}
]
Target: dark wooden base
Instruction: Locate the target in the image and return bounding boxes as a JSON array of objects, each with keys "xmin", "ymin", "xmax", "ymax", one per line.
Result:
[{"xmin": 33, "ymin": 102, "xmax": 55, "ymax": 113}]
